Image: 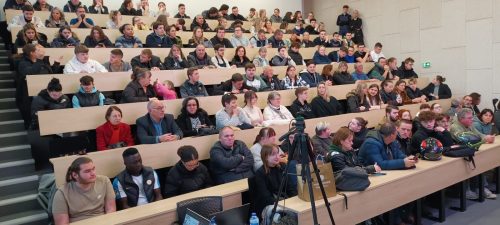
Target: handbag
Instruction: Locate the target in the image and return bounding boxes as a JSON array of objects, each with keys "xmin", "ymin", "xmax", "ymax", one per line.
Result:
[
  {"xmin": 334, "ymin": 167, "xmax": 371, "ymax": 191},
  {"xmin": 196, "ymin": 127, "xmax": 219, "ymax": 136},
  {"xmin": 296, "ymin": 156, "xmax": 336, "ymax": 202},
  {"xmin": 442, "ymin": 145, "xmax": 476, "ymax": 169}
]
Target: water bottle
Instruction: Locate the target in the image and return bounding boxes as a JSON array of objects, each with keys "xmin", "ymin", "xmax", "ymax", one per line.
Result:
[
  {"xmin": 210, "ymin": 216, "xmax": 217, "ymax": 225},
  {"xmin": 249, "ymin": 212, "xmax": 260, "ymax": 225}
]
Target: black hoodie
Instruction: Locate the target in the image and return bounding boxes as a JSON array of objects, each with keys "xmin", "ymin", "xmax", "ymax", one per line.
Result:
[{"xmin": 30, "ymin": 89, "xmax": 70, "ymax": 129}]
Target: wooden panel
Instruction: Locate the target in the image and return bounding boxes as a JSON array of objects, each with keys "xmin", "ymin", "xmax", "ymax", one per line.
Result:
[
  {"xmin": 49, "ymin": 98, "xmax": 447, "ymax": 187},
  {"xmin": 26, "ymin": 62, "xmax": 372, "ymax": 96}
]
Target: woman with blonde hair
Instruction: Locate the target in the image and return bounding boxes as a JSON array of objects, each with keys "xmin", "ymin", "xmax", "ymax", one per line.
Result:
[
  {"xmin": 242, "ymin": 91, "xmax": 264, "ymax": 127},
  {"xmin": 106, "ymin": 10, "xmax": 122, "ymax": 29},
  {"xmin": 187, "ymin": 27, "xmax": 213, "ymax": 48},
  {"xmin": 45, "ymin": 7, "xmax": 69, "ymax": 28},
  {"xmin": 346, "ymin": 83, "xmax": 370, "ymax": 113}
]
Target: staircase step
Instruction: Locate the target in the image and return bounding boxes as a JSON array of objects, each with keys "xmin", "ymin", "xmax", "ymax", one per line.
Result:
[
  {"xmin": 0, "ymin": 158, "xmax": 35, "ymax": 179},
  {"xmin": 0, "ymin": 109, "xmax": 22, "ymax": 122},
  {"xmin": 0, "ymin": 145, "xmax": 32, "ymax": 163},
  {"xmin": 0, "ymin": 131, "xmax": 28, "ymax": 148},
  {"xmin": 0, "ymin": 88, "xmax": 15, "ymax": 99},
  {"xmin": 0, "ymin": 98, "xmax": 16, "ymax": 110},
  {"xmin": 0, "ymin": 193, "xmax": 42, "ymax": 218},
  {"xmin": 0, "ymin": 79, "xmax": 14, "ymax": 89},
  {"xmin": 0, "ymin": 175, "xmax": 39, "ymax": 197},
  {"xmin": 0, "ymin": 210, "xmax": 49, "ymax": 225},
  {"xmin": 0, "ymin": 63, "xmax": 10, "ymax": 71},
  {"xmin": 0, "ymin": 71, "xmax": 15, "ymax": 80},
  {"xmin": 0, "ymin": 120, "xmax": 25, "ymax": 134},
  {"xmin": 0, "ymin": 56, "xmax": 8, "ymax": 64}
]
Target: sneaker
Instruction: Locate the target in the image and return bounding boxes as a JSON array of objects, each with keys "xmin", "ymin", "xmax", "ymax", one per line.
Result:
[
  {"xmin": 466, "ymin": 190, "xmax": 479, "ymax": 200},
  {"xmin": 484, "ymin": 188, "xmax": 497, "ymax": 199}
]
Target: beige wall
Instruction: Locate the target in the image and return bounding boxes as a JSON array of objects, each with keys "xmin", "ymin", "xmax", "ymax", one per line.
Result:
[{"xmin": 306, "ymin": 0, "xmax": 500, "ymax": 109}]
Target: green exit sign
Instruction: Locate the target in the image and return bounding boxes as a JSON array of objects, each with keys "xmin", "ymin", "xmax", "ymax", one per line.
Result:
[{"xmin": 422, "ymin": 61, "xmax": 431, "ymax": 68}]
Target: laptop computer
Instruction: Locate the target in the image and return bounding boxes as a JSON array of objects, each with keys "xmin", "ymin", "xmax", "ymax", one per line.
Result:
[
  {"xmin": 183, "ymin": 208, "xmax": 211, "ymax": 225},
  {"xmin": 209, "ymin": 203, "xmax": 251, "ymax": 225}
]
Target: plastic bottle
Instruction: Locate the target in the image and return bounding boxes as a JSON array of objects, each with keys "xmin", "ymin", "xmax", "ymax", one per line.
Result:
[
  {"xmin": 210, "ymin": 216, "xmax": 217, "ymax": 225},
  {"xmin": 249, "ymin": 212, "xmax": 260, "ymax": 225}
]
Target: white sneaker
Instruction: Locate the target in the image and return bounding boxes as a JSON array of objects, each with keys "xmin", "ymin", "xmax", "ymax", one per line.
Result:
[
  {"xmin": 484, "ymin": 188, "xmax": 497, "ymax": 199},
  {"xmin": 466, "ymin": 190, "xmax": 479, "ymax": 200}
]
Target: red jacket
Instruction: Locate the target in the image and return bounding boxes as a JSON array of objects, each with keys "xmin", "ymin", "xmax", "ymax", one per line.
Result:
[{"xmin": 96, "ymin": 121, "xmax": 135, "ymax": 151}]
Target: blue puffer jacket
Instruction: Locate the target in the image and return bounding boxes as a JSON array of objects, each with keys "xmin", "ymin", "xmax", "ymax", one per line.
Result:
[
  {"xmin": 358, "ymin": 130, "xmax": 406, "ymax": 170},
  {"xmin": 312, "ymin": 51, "xmax": 332, "ymax": 65}
]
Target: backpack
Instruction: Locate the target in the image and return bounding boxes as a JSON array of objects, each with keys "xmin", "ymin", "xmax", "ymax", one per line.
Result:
[
  {"xmin": 37, "ymin": 173, "xmax": 57, "ymax": 223},
  {"xmin": 455, "ymin": 131, "xmax": 484, "ymax": 150},
  {"xmin": 442, "ymin": 146, "xmax": 477, "ymax": 169},
  {"xmin": 334, "ymin": 167, "xmax": 370, "ymax": 191}
]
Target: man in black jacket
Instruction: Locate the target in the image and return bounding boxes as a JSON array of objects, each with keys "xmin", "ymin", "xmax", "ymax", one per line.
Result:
[
  {"xmin": 179, "ymin": 67, "xmax": 209, "ymax": 98},
  {"xmin": 210, "ymin": 26, "xmax": 234, "ymax": 48},
  {"xmin": 410, "ymin": 111, "xmax": 455, "ymax": 156},
  {"xmin": 267, "ymin": 29, "xmax": 285, "ymax": 48},
  {"xmin": 210, "ymin": 127, "xmax": 254, "ymax": 184},
  {"xmin": 131, "ymin": 49, "xmax": 164, "ymax": 70},
  {"xmin": 227, "ymin": 6, "xmax": 246, "ymax": 21},
  {"xmin": 135, "ymin": 99, "xmax": 183, "ymax": 144},
  {"xmin": 113, "ymin": 148, "xmax": 162, "ymax": 208},
  {"xmin": 397, "ymin": 57, "xmax": 418, "ymax": 79},
  {"xmin": 213, "ymin": 73, "xmax": 256, "ymax": 95},
  {"xmin": 260, "ymin": 66, "xmax": 284, "ymax": 90},
  {"xmin": 396, "ymin": 119, "xmax": 413, "ymax": 155}
]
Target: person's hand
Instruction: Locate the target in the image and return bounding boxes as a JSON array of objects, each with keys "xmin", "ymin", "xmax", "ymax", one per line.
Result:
[
  {"xmin": 374, "ymin": 163, "xmax": 382, "ymax": 173},
  {"xmin": 325, "ymin": 80, "xmax": 332, "ymax": 86},
  {"xmin": 54, "ymin": 56, "xmax": 63, "ymax": 63},
  {"xmin": 133, "ymin": 43, "xmax": 139, "ymax": 48},
  {"xmin": 230, "ymin": 65, "xmax": 237, "ymax": 68},
  {"xmin": 434, "ymin": 126, "xmax": 445, "ymax": 132},
  {"xmin": 485, "ymin": 135, "xmax": 495, "ymax": 143},
  {"xmin": 148, "ymin": 97, "xmax": 158, "ymax": 101},
  {"xmin": 242, "ymin": 89, "xmax": 249, "ymax": 93},
  {"xmin": 359, "ymin": 106, "xmax": 366, "ymax": 111},
  {"xmin": 151, "ymin": 67, "xmax": 160, "ymax": 71},
  {"xmin": 383, "ymin": 65, "xmax": 390, "ymax": 71},
  {"xmin": 231, "ymin": 89, "xmax": 240, "ymax": 94},
  {"xmin": 404, "ymin": 156, "xmax": 417, "ymax": 168}
]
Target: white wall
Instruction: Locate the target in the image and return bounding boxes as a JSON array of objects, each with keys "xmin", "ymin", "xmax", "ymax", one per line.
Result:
[
  {"xmin": 306, "ymin": 0, "xmax": 500, "ymax": 109},
  {"xmin": 0, "ymin": 0, "xmax": 302, "ymax": 21}
]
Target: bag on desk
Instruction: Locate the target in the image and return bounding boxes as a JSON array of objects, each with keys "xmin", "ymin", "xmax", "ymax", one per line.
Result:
[
  {"xmin": 334, "ymin": 167, "xmax": 371, "ymax": 191},
  {"xmin": 442, "ymin": 145, "xmax": 476, "ymax": 169},
  {"xmin": 296, "ymin": 157, "xmax": 336, "ymax": 202}
]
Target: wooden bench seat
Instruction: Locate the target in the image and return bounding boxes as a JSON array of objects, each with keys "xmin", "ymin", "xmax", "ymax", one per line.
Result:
[{"xmin": 26, "ymin": 63, "xmax": 373, "ymax": 96}]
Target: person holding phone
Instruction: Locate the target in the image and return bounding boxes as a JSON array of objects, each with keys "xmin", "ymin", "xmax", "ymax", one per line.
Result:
[{"xmin": 70, "ymin": 6, "xmax": 94, "ymax": 28}]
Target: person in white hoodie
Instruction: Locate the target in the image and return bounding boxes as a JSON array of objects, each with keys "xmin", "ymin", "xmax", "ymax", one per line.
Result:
[
  {"xmin": 7, "ymin": 5, "xmax": 45, "ymax": 32},
  {"xmin": 63, "ymin": 45, "xmax": 108, "ymax": 74},
  {"xmin": 262, "ymin": 91, "xmax": 294, "ymax": 127}
]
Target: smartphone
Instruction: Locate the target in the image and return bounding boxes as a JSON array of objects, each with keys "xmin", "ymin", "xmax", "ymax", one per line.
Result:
[{"xmin": 372, "ymin": 172, "xmax": 387, "ymax": 176}]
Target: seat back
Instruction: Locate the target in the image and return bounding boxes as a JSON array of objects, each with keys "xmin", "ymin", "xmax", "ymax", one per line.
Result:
[{"xmin": 176, "ymin": 196, "xmax": 223, "ymax": 223}]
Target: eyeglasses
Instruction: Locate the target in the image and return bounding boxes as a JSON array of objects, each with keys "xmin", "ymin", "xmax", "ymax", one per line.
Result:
[
  {"xmin": 152, "ymin": 106, "xmax": 165, "ymax": 111},
  {"xmin": 182, "ymin": 161, "xmax": 199, "ymax": 169}
]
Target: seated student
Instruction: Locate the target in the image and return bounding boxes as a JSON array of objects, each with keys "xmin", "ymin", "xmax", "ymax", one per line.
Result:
[
  {"xmin": 353, "ymin": 44, "xmax": 371, "ymax": 63},
  {"xmin": 153, "ymin": 79, "xmax": 176, "ymax": 100},
  {"xmin": 410, "ymin": 111, "xmax": 454, "ymax": 155},
  {"xmin": 33, "ymin": 0, "xmax": 54, "ymax": 11},
  {"xmin": 299, "ymin": 61, "xmax": 325, "ymax": 87},
  {"xmin": 210, "ymin": 26, "xmax": 233, "ymax": 48},
  {"xmin": 399, "ymin": 109, "xmax": 413, "ymax": 121},
  {"xmin": 96, "ymin": 106, "xmax": 134, "ymax": 151},
  {"xmin": 268, "ymin": 29, "xmax": 286, "ymax": 48},
  {"xmin": 250, "ymin": 29, "xmax": 270, "ymax": 48},
  {"xmin": 136, "ymin": 99, "xmax": 183, "ymax": 144},
  {"xmin": 45, "ymin": 7, "xmax": 70, "ymax": 28},
  {"xmin": 369, "ymin": 42, "xmax": 385, "ymax": 62},
  {"xmin": 242, "ymin": 91, "xmax": 264, "ymax": 127},
  {"xmin": 397, "ymin": 57, "xmax": 418, "ymax": 79},
  {"xmin": 52, "ymin": 157, "xmax": 115, "ymax": 224},
  {"xmin": 50, "ymin": 26, "xmax": 80, "ymax": 47},
  {"xmin": 368, "ymin": 57, "xmax": 389, "ymax": 81},
  {"xmin": 174, "ymin": 3, "xmax": 190, "ymax": 18},
  {"xmin": 283, "ymin": 65, "xmax": 308, "ymax": 89},
  {"xmin": 215, "ymin": 94, "xmax": 253, "ymax": 130},
  {"xmin": 228, "ymin": 6, "xmax": 247, "ymax": 21},
  {"xmin": 121, "ymin": 68, "xmax": 156, "ymax": 103},
  {"xmin": 450, "ymin": 108, "xmax": 495, "ymax": 144},
  {"xmin": 190, "ymin": 14, "xmax": 212, "ymax": 31},
  {"xmin": 405, "ymin": 78, "xmax": 427, "ymax": 103},
  {"xmin": 14, "ymin": 24, "xmax": 49, "ymax": 50},
  {"xmin": 261, "ymin": 66, "xmax": 284, "ymax": 90},
  {"xmin": 7, "ymin": 5, "xmax": 45, "ymax": 32},
  {"xmin": 252, "ymin": 47, "xmax": 270, "ymax": 67},
  {"xmin": 376, "ymin": 105, "xmax": 400, "ymax": 130},
  {"xmin": 210, "ymin": 126, "xmax": 254, "ymax": 184},
  {"xmin": 394, "ymin": 80, "xmax": 414, "ymax": 105},
  {"xmin": 163, "ymin": 44, "xmax": 188, "ymax": 70},
  {"xmin": 474, "ymin": 109, "xmax": 497, "ymax": 135},
  {"xmin": 164, "ymin": 145, "xmax": 213, "ymax": 197},
  {"xmin": 119, "ymin": 0, "xmax": 140, "ymax": 16},
  {"xmin": 288, "ymin": 42, "xmax": 305, "ymax": 66},
  {"xmin": 30, "ymin": 78, "xmax": 71, "ymax": 129},
  {"xmin": 358, "ymin": 122, "xmax": 417, "ymax": 170},
  {"xmin": 394, "ymin": 119, "xmax": 413, "ymax": 155},
  {"xmin": 251, "ymin": 128, "xmax": 286, "ymax": 171},
  {"xmin": 72, "ymin": 75, "xmax": 105, "ymax": 108},
  {"xmin": 211, "ymin": 44, "xmax": 234, "ymax": 68},
  {"xmin": 313, "ymin": 30, "xmax": 331, "ymax": 47},
  {"xmin": 351, "ymin": 62, "xmax": 377, "ymax": 82},
  {"xmin": 166, "ymin": 25, "xmax": 182, "ymax": 46},
  {"xmin": 263, "ymin": 91, "xmax": 294, "ymax": 126},
  {"xmin": 347, "ymin": 117, "xmax": 369, "ymax": 149},
  {"xmin": 69, "ymin": 6, "xmax": 94, "ymax": 28},
  {"xmin": 63, "ymin": 45, "xmax": 108, "ymax": 74},
  {"xmin": 311, "ymin": 122, "xmax": 333, "ymax": 157},
  {"xmin": 254, "ymin": 144, "xmax": 297, "ymax": 216},
  {"xmin": 187, "ymin": 44, "xmax": 215, "ymax": 68},
  {"xmin": 113, "ymin": 147, "xmax": 162, "ymax": 209},
  {"xmin": 132, "ymin": 16, "xmax": 149, "ymax": 30},
  {"xmin": 145, "ymin": 22, "xmax": 172, "ymax": 48},
  {"xmin": 311, "ymin": 82, "xmax": 344, "ymax": 117},
  {"xmin": 270, "ymin": 46, "xmax": 296, "ymax": 66},
  {"xmin": 230, "ymin": 25, "xmax": 250, "ymax": 47},
  {"xmin": 346, "ymin": 83, "xmax": 371, "ymax": 113},
  {"xmin": 422, "ymin": 75, "xmax": 452, "ymax": 101},
  {"xmin": 213, "ymin": 73, "xmax": 256, "ymax": 95},
  {"xmin": 179, "ymin": 67, "xmax": 209, "ymax": 98},
  {"xmin": 176, "ymin": 97, "xmax": 214, "ymax": 137},
  {"xmin": 331, "ymin": 62, "xmax": 354, "ymax": 85},
  {"xmin": 290, "ymin": 87, "xmax": 314, "ymax": 119},
  {"xmin": 380, "ymin": 80, "xmax": 402, "ymax": 106},
  {"xmin": 366, "ymin": 84, "xmax": 385, "ymax": 110},
  {"xmin": 83, "ymin": 26, "xmax": 113, "ymax": 48},
  {"xmin": 300, "ymin": 32, "xmax": 315, "ymax": 48},
  {"xmin": 327, "ymin": 127, "xmax": 381, "ymax": 173},
  {"xmin": 231, "ymin": 46, "xmax": 251, "ymax": 68},
  {"xmin": 312, "ymin": 45, "xmax": 332, "ymax": 65},
  {"xmin": 328, "ymin": 47, "xmax": 348, "ymax": 63},
  {"xmin": 114, "ymin": 24, "xmax": 143, "ymax": 48},
  {"xmin": 63, "ymin": 0, "xmax": 88, "ymax": 12},
  {"xmin": 329, "ymin": 32, "xmax": 343, "ymax": 47},
  {"xmin": 345, "ymin": 46, "xmax": 356, "ymax": 63},
  {"xmin": 102, "ymin": 49, "xmax": 133, "ymax": 72},
  {"xmin": 243, "ymin": 63, "xmax": 268, "ymax": 92},
  {"xmin": 131, "ymin": 49, "xmax": 165, "ymax": 71},
  {"xmin": 88, "ymin": 0, "xmax": 108, "ymax": 14}
]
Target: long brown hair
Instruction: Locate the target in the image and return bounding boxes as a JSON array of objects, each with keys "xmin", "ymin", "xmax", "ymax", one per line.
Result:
[
  {"xmin": 65, "ymin": 157, "xmax": 93, "ymax": 183},
  {"xmin": 21, "ymin": 24, "xmax": 41, "ymax": 44},
  {"xmin": 261, "ymin": 144, "xmax": 279, "ymax": 174},
  {"xmin": 253, "ymin": 127, "xmax": 276, "ymax": 144},
  {"xmin": 332, "ymin": 127, "xmax": 353, "ymax": 147},
  {"xmin": 367, "ymin": 84, "xmax": 382, "ymax": 106}
]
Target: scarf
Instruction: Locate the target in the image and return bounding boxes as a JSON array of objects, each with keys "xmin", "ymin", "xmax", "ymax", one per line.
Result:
[{"xmin": 269, "ymin": 104, "xmax": 287, "ymax": 119}]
